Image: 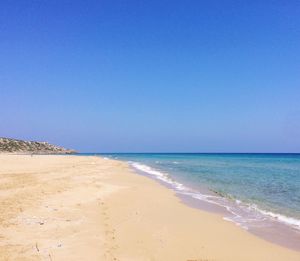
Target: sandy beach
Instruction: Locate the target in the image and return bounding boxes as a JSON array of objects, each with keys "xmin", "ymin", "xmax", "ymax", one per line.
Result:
[{"xmin": 0, "ymin": 154, "xmax": 299, "ymax": 261}]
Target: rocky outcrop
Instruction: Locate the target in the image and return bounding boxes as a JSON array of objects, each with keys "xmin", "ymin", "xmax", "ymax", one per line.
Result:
[{"xmin": 0, "ymin": 137, "xmax": 77, "ymax": 154}]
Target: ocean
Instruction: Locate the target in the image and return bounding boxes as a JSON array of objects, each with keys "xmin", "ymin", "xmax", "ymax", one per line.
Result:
[{"xmin": 85, "ymin": 153, "xmax": 300, "ymax": 249}]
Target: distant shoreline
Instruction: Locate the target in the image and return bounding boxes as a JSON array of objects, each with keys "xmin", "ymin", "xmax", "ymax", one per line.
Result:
[{"xmin": 0, "ymin": 137, "xmax": 77, "ymax": 154}]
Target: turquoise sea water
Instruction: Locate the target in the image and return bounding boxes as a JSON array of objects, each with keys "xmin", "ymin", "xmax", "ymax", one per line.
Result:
[{"xmin": 97, "ymin": 153, "xmax": 300, "ymax": 231}]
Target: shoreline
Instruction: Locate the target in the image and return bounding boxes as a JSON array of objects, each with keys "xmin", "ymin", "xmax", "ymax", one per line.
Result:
[
  {"xmin": 129, "ymin": 162, "xmax": 300, "ymax": 251},
  {"xmin": 0, "ymin": 154, "xmax": 299, "ymax": 260}
]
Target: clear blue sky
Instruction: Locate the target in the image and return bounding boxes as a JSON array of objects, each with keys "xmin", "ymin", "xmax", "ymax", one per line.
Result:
[{"xmin": 1, "ymin": 1, "xmax": 299, "ymax": 152}]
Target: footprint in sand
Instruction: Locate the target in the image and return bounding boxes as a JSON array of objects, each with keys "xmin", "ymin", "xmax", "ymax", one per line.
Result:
[{"xmin": 99, "ymin": 202, "xmax": 119, "ymax": 261}]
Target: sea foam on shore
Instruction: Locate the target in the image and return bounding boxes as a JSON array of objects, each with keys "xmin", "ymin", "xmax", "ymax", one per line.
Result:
[{"xmin": 131, "ymin": 161, "xmax": 300, "ymax": 231}]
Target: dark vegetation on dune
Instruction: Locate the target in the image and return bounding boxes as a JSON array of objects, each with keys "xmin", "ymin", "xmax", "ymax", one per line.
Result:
[{"xmin": 0, "ymin": 137, "xmax": 76, "ymax": 154}]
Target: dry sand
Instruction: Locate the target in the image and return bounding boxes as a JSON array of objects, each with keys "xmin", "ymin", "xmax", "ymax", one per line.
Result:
[{"xmin": 0, "ymin": 154, "xmax": 299, "ymax": 261}]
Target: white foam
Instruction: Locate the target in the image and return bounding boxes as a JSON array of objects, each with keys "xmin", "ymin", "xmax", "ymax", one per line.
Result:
[
  {"xmin": 249, "ymin": 205, "xmax": 300, "ymax": 230},
  {"xmin": 131, "ymin": 162, "xmax": 187, "ymax": 191}
]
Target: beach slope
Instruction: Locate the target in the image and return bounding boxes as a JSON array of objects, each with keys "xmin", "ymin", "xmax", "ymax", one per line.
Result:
[{"xmin": 0, "ymin": 155, "xmax": 299, "ymax": 260}]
